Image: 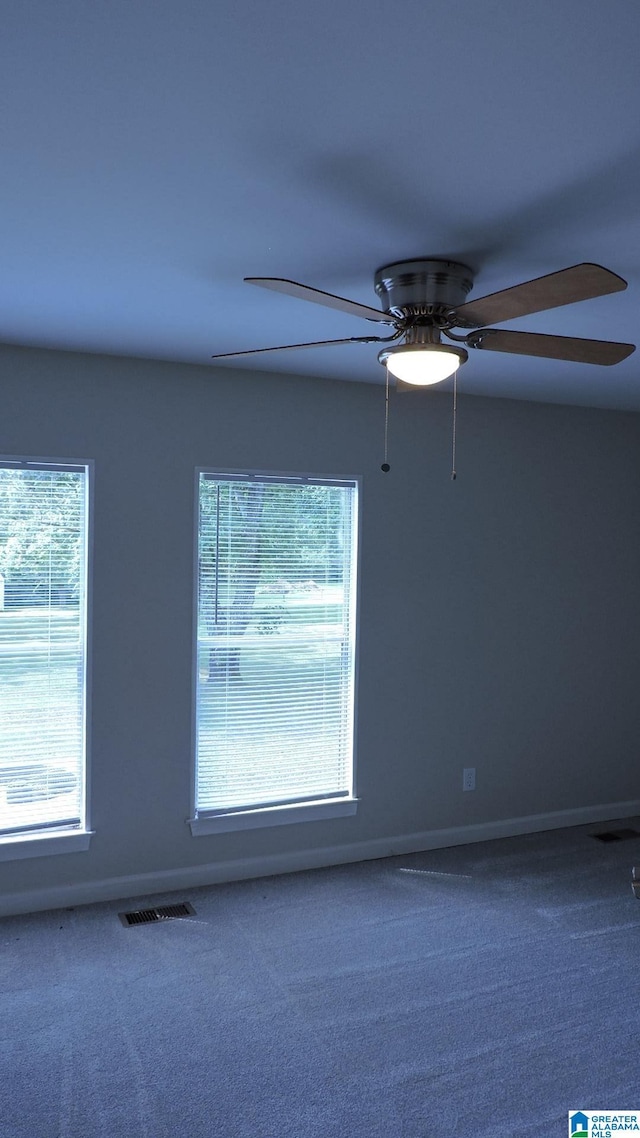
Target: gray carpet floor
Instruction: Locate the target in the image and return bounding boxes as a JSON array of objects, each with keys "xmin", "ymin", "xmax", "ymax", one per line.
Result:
[{"xmin": 2, "ymin": 821, "xmax": 640, "ymax": 1137}]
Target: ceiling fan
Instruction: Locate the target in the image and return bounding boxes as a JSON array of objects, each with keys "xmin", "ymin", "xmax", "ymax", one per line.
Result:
[{"xmin": 211, "ymin": 259, "xmax": 636, "ymax": 388}]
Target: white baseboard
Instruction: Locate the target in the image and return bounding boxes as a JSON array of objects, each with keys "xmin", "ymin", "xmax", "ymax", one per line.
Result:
[{"xmin": 2, "ymin": 797, "xmax": 640, "ymax": 918}]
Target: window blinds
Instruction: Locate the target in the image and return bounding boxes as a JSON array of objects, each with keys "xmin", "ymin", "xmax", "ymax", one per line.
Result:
[
  {"xmin": 195, "ymin": 474, "xmax": 358, "ymax": 815},
  {"xmin": 0, "ymin": 462, "xmax": 88, "ymax": 837}
]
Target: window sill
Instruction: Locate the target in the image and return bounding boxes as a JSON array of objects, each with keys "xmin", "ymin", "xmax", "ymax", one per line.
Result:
[
  {"xmin": 189, "ymin": 797, "xmax": 358, "ymax": 836},
  {"xmin": 0, "ymin": 829, "xmax": 94, "ymax": 862}
]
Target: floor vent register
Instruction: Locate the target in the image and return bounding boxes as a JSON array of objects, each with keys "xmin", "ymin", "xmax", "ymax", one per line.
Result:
[{"xmin": 118, "ymin": 902, "xmax": 196, "ymax": 927}]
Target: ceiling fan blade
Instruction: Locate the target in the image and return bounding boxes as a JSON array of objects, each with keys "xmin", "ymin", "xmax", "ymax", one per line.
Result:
[
  {"xmin": 211, "ymin": 335, "xmax": 384, "ymax": 360},
  {"xmin": 245, "ymin": 277, "xmax": 394, "ymax": 324},
  {"xmin": 454, "ymin": 263, "xmax": 628, "ymax": 329},
  {"xmin": 469, "ymin": 328, "xmax": 635, "ymax": 366}
]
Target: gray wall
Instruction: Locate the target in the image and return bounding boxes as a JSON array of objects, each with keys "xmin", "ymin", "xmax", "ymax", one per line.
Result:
[{"xmin": 1, "ymin": 343, "xmax": 639, "ymax": 911}]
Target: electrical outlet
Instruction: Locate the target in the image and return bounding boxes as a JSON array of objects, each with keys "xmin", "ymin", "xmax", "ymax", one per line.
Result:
[{"xmin": 462, "ymin": 767, "xmax": 476, "ymax": 792}]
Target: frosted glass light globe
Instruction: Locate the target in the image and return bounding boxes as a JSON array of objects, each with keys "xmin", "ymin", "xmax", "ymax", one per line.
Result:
[{"xmin": 380, "ymin": 344, "xmax": 467, "ymax": 385}]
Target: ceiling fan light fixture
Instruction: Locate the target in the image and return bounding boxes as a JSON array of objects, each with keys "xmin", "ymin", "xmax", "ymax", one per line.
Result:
[{"xmin": 378, "ymin": 343, "xmax": 468, "ymax": 386}]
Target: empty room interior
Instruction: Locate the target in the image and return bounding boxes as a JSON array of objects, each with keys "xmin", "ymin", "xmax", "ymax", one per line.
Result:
[{"xmin": 1, "ymin": 2, "xmax": 640, "ymax": 1136}]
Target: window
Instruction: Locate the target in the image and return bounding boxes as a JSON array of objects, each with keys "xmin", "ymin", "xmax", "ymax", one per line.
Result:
[
  {"xmin": 0, "ymin": 460, "xmax": 89, "ymax": 846},
  {"xmin": 192, "ymin": 472, "xmax": 358, "ymax": 832}
]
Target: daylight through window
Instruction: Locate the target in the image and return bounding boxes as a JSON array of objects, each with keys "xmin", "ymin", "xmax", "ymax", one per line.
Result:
[
  {"xmin": 0, "ymin": 461, "xmax": 88, "ymax": 838},
  {"xmin": 194, "ymin": 473, "xmax": 358, "ymax": 820}
]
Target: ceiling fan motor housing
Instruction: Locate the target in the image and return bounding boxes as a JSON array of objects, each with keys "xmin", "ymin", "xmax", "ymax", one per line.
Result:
[{"xmin": 374, "ymin": 259, "xmax": 474, "ymax": 321}]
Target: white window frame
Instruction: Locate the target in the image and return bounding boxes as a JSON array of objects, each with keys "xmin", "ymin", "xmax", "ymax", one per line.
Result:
[
  {"xmin": 189, "ymin": 469, "xmax": 360, "ymax": 836},
  {"xmin": 0, "ymin": 456, "xmax": 94, "ymax": 862}
]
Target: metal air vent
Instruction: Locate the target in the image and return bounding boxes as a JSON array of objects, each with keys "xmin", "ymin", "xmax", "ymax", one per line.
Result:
[{"xmin": 118, "ymin": 902, "xmax": 196, "ymax": 927}]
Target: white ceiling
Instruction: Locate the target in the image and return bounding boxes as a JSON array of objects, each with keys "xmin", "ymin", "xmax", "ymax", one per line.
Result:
[{"xmin": 1, "ymin": 0, "xmax": 639, "ymax": 409}]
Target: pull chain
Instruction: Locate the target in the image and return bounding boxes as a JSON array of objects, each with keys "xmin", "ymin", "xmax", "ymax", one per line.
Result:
[
  {"xmin": 451, "ymin": 368, "xmax": 458, "ymax": 481},
  {"xmin": 381, "ymin": 365, "xmax": 391, "ymax": 472}
]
